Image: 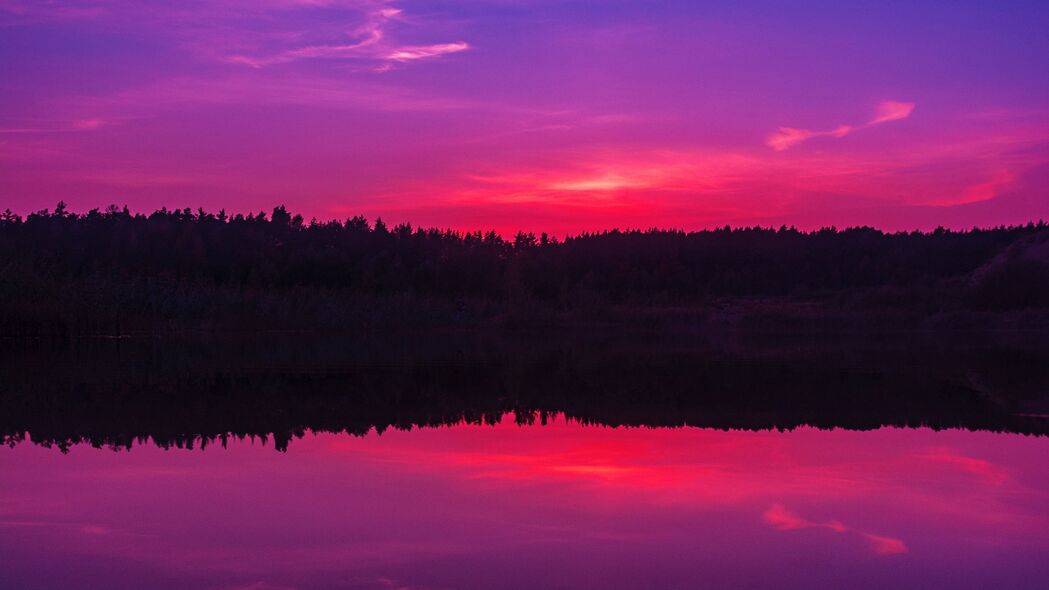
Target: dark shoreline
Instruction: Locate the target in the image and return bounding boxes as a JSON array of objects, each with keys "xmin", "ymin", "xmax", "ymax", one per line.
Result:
[
  {"xmin": 5, "ymin": 331, "xmax": 1049, "ymax": 451},
  {"xmin": 7, "ymin": 294, "xmax": 1049, "ymax": 338}
]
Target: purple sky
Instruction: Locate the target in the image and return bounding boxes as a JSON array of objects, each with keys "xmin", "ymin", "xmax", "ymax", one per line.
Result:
[{"xmin": 2, "ymin": 1, "xmax": 1048, "ymax": 233}]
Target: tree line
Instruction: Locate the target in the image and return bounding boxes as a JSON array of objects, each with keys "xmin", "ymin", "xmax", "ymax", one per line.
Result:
[{"xmin": 1, "ymin": 202, "xmax": 1048, "ymax": 334}]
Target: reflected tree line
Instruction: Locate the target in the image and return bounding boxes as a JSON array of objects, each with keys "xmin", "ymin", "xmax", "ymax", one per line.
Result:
[
  {"xmin": 3, "ymin": 334, "xmax": 1047, "ymax": 451},
  {"xmin": 2, "ymin": 204, "xmax": 1049, "ymax": 334}
]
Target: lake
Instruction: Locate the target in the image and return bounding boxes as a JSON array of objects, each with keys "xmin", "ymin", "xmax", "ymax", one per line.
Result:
[{"xmin": 2, "ymin": 333, "xmax": 1048, "ymax": 589}]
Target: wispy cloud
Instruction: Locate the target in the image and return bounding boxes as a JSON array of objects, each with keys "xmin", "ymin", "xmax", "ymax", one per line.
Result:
[
  {"xmin": 1, "ymin": 1, "xmax": 468, "ymax": 72},
  {"xmin": 0, "ymin": 127, "xmax": 53, "ymax": 134},
  {"xmin": 386, "ymin": 42, "xmax": 470, "ymax": 62},
  {"xmin": 763, "ymin": 504, "xmax": 908, "ymax": 555},
  {"xmin": 72, "ymin": 117, "xmax": 111, "ymax": 130},
  {"xmin": 225, "ymin": 5, "xmax": 469, "ymax": 70},
  {"xmin": 767, "ymin": 125, "xmax": 852, "ymax": 151},
  {"xmin": 0, "ymin": 117, "xmax": 129, "ymax": 134},
  {"xmin": 871, "ymin": 100, "xmax": 916, "ymax": 124},
  {"xmin": 53, "ymin": 72, "xmax": 482, "ymax": 118},
  {"xmin": 768, "ymin": 100, "xmax": 915, "ymax": 151}
]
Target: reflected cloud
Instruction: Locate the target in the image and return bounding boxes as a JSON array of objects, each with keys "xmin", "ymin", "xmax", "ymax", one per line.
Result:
[
  {"xmin": 763, "ymin": 504, "xmax": 908, "ymax": 555},
  {"xmin": 226, "ymin": 583, "xmax": 301, "ymax": 590},
  {"xmin": 863, "ymin": 532, "xmax": 909, "ymax": 555},
  {"xmin": 763, "ymin": 503, "xmax": 813, "ymax": 530},
  {"xmin": 919, "ymin": 447, "xmax": 1010, "ymax": 484}
]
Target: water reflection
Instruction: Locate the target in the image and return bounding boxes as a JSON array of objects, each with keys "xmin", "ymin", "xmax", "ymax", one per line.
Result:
[
  {"xmin": 2, "ymin": 417, "xmax": 1048, "ymax": 589},
  {"xmin": 3, "ymin": 333, "xmax": 1049, "ymax": 451},
  {"xmin": 2, "ymin": 334, "xmax": 1048, "ymax": 588}
]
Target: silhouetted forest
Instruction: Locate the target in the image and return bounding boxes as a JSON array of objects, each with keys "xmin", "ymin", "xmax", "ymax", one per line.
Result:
[
  {"xmin": 3, "ymin": 203, "xmax": 1049, "ymax": 334},
  {"xmin": 3, "ymin": 333, "xmax": 1048, "ymax": 451}
]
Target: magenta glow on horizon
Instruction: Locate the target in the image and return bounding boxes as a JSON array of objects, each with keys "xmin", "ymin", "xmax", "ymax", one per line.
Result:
[{"xmin": 2, "ymin": 1, "xmax": 1048, "ymax": 234}]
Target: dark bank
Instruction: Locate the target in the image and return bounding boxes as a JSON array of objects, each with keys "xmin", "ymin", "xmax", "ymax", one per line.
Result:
[{"xmin": 4, "ymin": 332, "xmax": 1048, "ymax": 452}]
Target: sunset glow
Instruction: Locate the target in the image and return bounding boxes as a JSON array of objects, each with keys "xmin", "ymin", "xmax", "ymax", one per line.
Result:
[
  {"xmin": 3, "ymin": 6, "xmax": 1049, "ymax": 583},
  {"xmin": 2, "ymin": 1, "xmax": 1047, "ymax": 233}
]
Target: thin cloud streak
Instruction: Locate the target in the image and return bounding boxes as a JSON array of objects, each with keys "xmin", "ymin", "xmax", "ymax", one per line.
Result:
[
  {"xmin": 386, "ymin": 42, "xmax": 470, "ymax": 62},
  {"xmin": 71, "ymin": 74, "xmax": 482, "ymax": 113},
  {"xmin": 768, "ymin": 100, "xmax": 915, "ymax": 151},
  {"xmin": 767, "ymin": 125, "xmax": 852, "ymax": 151},
  {"xmin": 871, "ymin": 100, "xmax": 917, "ymax": 124},
  {"xmin": 0, "ymin": 117, "xmax": 130, "ymax": 134},
  {"xmin": 224, "ymin": 4, "xmax": 468, "ymax": 70}
]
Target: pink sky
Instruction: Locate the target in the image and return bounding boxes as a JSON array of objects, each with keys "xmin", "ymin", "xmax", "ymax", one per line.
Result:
[{"xmin": 2, "ymin": 1, "xmax": 1048, "ymax": 234}]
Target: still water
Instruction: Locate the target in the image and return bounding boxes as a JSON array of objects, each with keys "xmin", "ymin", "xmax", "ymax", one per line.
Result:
[
  {"xmin": 3, "ymin": 418, "xmax": 1049, "ymax": 589},
  {"xmin": 2, "ymin": 335, "xmax": 1048, "ymax": 588}
]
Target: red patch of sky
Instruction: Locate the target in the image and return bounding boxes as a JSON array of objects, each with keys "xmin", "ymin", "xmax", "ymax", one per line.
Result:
[{"xmin": 2, "ymin": 1, "xmax": 1048, "ymax": 235}]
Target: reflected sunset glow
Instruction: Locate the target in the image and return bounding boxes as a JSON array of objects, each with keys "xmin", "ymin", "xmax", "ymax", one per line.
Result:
[{"xmin": 3, "ymin": 415, "xmax": 1048, "ymax": 589}]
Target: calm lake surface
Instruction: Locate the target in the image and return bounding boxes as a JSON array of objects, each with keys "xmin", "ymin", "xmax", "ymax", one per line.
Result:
[{"xmin": 2, "ymin": 334, "xmax": 1048, "ymax": 589}]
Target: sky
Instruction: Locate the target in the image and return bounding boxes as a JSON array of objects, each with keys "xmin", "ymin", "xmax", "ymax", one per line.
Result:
[{"xmin": 2, "ymin": 0, "xmax": 1048, "ymax": 234}]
